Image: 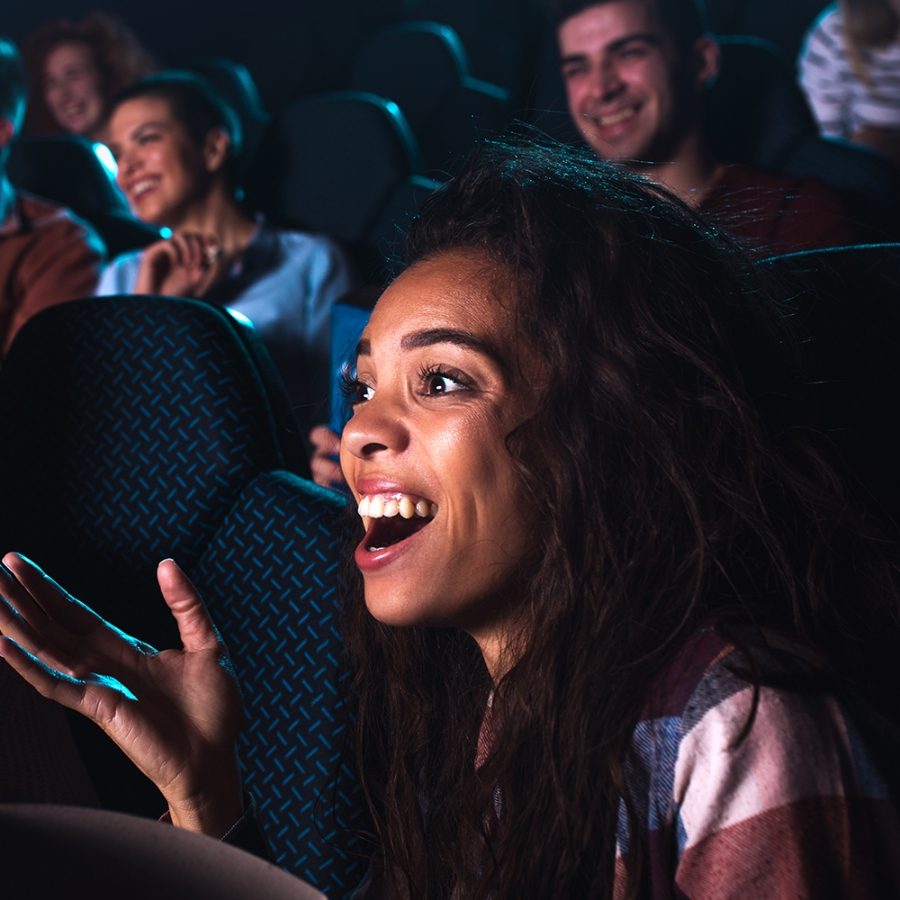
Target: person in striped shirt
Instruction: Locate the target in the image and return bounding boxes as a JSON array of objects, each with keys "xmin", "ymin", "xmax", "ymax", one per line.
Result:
[{"xmin": 799, "ymin": 0, "xmax": 900, "ymax": 169}]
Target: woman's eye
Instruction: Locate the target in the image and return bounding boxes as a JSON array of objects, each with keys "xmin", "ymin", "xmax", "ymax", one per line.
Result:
[
  {"xmin": 422, "ymin": 369, "xmax": 470, "ymax": 396},
  {"xmin": 339, "ymin": 370, "xmax": 374, "ymax": 406}
]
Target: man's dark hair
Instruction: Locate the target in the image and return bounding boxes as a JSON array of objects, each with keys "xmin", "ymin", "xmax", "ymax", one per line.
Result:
[
  {"xmin": 550, "ymin": 0, "xmax": 710, "ymax": 51},
  {"xmin": 0, "ymin": 38, "xmax": 26, "ymax": 128},
  {"xmin": 112, "ymin": 70, "xmax": 243, "ymax": 173}
]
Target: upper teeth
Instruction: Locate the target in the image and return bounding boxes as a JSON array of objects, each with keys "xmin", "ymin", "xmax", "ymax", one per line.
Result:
[
  {"xmin": 131, "ymin": 179, "xmax": 156, "ymax": 195},
  {"xmin": 357, "ymin": 494, "xmax": 437, "ymax": 520},
  {"xmin": 594, "ymin": 107, "xmax": 636, "ymax": 127}
]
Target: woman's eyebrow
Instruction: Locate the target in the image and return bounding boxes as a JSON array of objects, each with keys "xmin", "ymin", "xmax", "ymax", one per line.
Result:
[{"xmin": 400, "ymin": 328, "xmax": 506, "ymax": 368}]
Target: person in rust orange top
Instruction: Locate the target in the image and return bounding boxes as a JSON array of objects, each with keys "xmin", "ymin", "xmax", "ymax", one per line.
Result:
[{"xmin": 0, "ymin": 38, "xmax": 102, "ymax": 356}]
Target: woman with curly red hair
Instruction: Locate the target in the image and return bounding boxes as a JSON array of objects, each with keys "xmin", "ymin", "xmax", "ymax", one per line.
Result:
[{"xmin": 22, "ymin": 11, "xmax": 156, "ymax": 142}]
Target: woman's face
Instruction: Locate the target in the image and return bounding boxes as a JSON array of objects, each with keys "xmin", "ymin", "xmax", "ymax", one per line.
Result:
[
  {"xmin": 340, "ymin": 249, "xmax": 539, "ymax": 665},
  {"xmin": 43, "ymin": 41, "xmax": 105, "ymax": 137},
  {"xmin": 107, "ymin": 96, "xmax": 209, "ymax": 227}
]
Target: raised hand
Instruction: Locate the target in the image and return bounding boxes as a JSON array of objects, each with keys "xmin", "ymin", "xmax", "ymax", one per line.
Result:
[
  {"xmin": 134, "ymin": 233, "xmax": 224, "ymax": 298},
  {"xmin": 0, "ymin": 553, "xmax": 244, "ymax": 836}
]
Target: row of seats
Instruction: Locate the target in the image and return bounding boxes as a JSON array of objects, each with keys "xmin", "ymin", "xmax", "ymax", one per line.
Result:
[
  {"xmin": 13, "ymin": 15, "xmax": 900, "ymax": 291},
  {"xmin": 0, "ymin": 296, "xmax": 369, "ymax": 899}
]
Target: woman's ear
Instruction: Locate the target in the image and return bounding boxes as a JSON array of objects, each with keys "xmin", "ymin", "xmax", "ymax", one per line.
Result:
[
  {"xmin": 692, "ymin": 34, "xmax": 720, "ymax": 89},
  {"xmin": 202, "ymin": 127, "xmax": 231, "ymax": 174}
]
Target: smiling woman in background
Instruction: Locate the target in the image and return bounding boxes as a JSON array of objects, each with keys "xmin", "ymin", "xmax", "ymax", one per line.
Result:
[
  {"xmin": 2, "ymin": 137, "xmax": 899, "ymax": 898},
  {"xmin": 22, "ymin": 12, "xmax": 155, "ymax": 143},
  {"xmin": 97, "ymin": 71, "xmax": 356, "ymax": 431}
]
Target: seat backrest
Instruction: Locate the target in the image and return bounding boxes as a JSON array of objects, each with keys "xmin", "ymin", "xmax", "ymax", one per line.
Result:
[
  {"xmin": 246, "ymin": 90, "xmax": 424, "ymax": 280},
  {"xmin": 780, "ymin": 134, "xmax": 900, "ymax": 242},
  {"xmin": 0, "ymin": 294, "xmax": 311, "ymax": 816},
  {"xmin": 348, "ymin": 21, "xmax": 510, "ymax": 172},
  {"xmin": 389, "ymin": 0, "xmax": 547, "ymax": 110},
  {"xmin": 7, "ymin": 136, "xmax": 163, "ymax": 257},
  {"xmin": 704, "ymin": 35, "xmax": 818, "ymax": 170},
  {"xmin": 192, "ymin": 470, "xmax": 371, "ymax": 899},
  {"xmin": 0, "ymin": 296, "xmax": 309, "ymax": 639},
  {"xmin": 760, "ymin": 242, "xmax": 900, "ymax": 521},
  {"xmin": 707, "ymin": 0, "xmax": 830, "ymax": 65}
]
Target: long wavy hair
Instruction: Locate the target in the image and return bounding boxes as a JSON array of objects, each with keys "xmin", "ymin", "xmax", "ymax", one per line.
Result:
[
  {"xmin": 839, "ymin": 0, "xmax": 900, "ymax": 83},
  {"xmin": 22, "ymin": 11, "xmax": 156, "ymax": 137},
  {"xmin": 342, "ymin": 136, "xmax": 900, "ymax": 898}
]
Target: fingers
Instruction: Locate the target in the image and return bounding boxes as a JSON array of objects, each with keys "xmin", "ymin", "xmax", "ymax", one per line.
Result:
[
  {"xmin": 0, "ymin": 635, "xmax": 138, "ymax": 736},
  {"xmin": 135, "ymin": 232, "xmax": 223, "ymax": 297},
  {"xmin": 157, "ymin": 559, "xmax": 222, "ymax": 654},
  {"xmin": 169, "ymin": 233, "xmax": 221, "ymax": 272},
  {"xmin": 309, "ymin": 425, "xmax": 341, "ymax": 455},
  {"xmin": 308, "ymin": 425, "xmax": 346, "ymax": 488},
  {"xmin": 1, "ymin": 552, "xmax": 95, "ymax": 633},
  {"xmin": 0, "ymin": 554, "xmax": 90, "ymax": 672},
  {"xmin": 310, "ymin": 452, "xmax": 345, "ymax": 488},
  {"xmin": 0, "ymin": 552, "xmax": 156, "ymax": 672},
  {"xmin": 0, "ymin": 635, "xmax": 90, "ymax": 711}
]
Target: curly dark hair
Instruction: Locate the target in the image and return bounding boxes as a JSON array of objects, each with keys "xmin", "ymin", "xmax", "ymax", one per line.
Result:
[
  {"xmin": 342, "ymin": 134, "xmax": 900, "ymax": 898},
  {"xmin": 21, "ymin": 11, "xmax": 156, "ymax": 137}
]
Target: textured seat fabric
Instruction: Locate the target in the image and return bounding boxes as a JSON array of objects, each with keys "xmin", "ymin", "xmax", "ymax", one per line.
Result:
[
  {"xmin": 0, "ymin": 295, "xmax": 306, "ymax": 644},
  {"xmin": 0, "ymin": 295, "xmax": 310, "ymax": 816},
  {"xmin": 192, "ymin": 471, "xmax": 370, "ymax": 899}
]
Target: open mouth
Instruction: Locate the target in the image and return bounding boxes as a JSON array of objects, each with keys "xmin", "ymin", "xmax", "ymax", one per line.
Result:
[
  {"xmin": 128, "ymin": 178, "xmax": 159, "ymax": 202},
  {"xmin": 358, "ymin": 493, "xmax": 437, "ymax": 551}
]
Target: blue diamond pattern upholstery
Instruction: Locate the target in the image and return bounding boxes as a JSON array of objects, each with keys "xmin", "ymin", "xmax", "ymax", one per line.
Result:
[
  {"xmin": 0, "ymin": 294, "xmax": 311, "ymax": 816},
  {"xmin": 191, "ymin": 470, "xmax": 370, "ymax": 899}
]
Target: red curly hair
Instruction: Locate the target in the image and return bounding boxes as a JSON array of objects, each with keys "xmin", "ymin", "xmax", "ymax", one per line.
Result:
[{"xmin": 22, "ymin": 10, "xmax": 156, "ymax": 137}]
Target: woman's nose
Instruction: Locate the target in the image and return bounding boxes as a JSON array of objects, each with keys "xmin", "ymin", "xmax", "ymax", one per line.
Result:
[
  {"xmin": 116, "ymin": 148, "xmax": 138, "ymax": 180},
  {"xmin": 340, "ymin": 394, "xmax": 409, "ymax": 460}
]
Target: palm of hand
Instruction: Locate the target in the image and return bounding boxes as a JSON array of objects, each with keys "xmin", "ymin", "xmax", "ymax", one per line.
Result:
[
  {"xmin": 0, "ymin": 554, "xmax": 245, "ymax": 821},
  {"xmin": 80, "ymin": 641, "xmax": 243, "ymax": 803}
]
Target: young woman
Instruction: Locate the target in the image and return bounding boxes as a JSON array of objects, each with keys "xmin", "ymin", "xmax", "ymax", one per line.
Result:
[
  {"xmin": 1, "ymin": 137, "xmax": 899, "ymax": 898},
  {"xmin": 97, "ymin": 71, "xmax": 357, "ymax": 431},
  {"xmin": 799, "ymin": 0, "xmax": 900, "ymax": 168},
  {"xmin": 22, "ymin": 12, "xmax": 156, "ymax": 142}
]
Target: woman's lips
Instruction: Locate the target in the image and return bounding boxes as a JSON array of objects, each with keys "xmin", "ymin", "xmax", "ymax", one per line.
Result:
[{"xmin": 353, "ymin": 491, "xmax": 438, "ymax": 573}]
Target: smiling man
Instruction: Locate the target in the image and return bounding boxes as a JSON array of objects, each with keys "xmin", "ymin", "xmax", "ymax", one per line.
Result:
[{"xmin": 552, "ymin": 0, "xmax": 856, "ymax": 254}]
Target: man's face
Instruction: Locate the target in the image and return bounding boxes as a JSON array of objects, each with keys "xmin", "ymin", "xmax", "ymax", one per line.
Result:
[{"xmin": 558, "ymin": 0, "xmax": 707, "ymax": 165}]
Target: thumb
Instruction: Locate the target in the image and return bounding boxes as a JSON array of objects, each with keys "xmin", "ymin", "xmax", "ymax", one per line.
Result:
[{"xmin": 157, "ymin": 559, "xmax": 220, "ymax": 653}]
